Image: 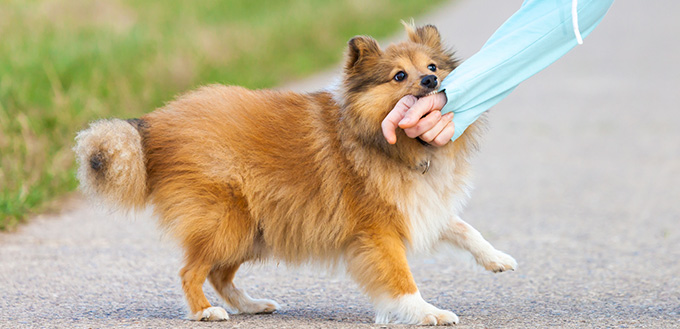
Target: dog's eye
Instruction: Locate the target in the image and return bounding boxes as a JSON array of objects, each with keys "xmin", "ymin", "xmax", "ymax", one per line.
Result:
[
  {"xmin": 427, "ymin": 64, "xmax": 437, "ymax": 72},
  {"xmin": 393, "ymin": 71, "xmax": 407, "ymax": 82}
]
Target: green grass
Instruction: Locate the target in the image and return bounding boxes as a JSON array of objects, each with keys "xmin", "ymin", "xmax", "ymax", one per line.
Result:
[{"xmin": 0, "ymin": 0, "xmax": 445, "ymax": 229}]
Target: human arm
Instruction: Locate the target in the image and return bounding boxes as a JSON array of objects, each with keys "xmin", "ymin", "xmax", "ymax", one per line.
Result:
[
  {"xmin": 441, "ymin": 0, "xmax": 615, "ymax": 141},
  {"xmin": 382, "ymin": 0, "xmax": 615, "ymax": 144}
]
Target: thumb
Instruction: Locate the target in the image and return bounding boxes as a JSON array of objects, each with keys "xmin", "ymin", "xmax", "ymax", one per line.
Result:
[{"xmin": 382, "ymin": 95, "xmax": 417, "ymax": 144}]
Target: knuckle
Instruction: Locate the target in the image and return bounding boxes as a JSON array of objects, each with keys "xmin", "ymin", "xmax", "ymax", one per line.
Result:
[
  {"xmin": 436, "ymin": 129, "xmax": 454, "ymax": 145},
  {"xmin": 424, "ymin": 116, "xmax": 439, "ymax": 128},
  {"xmin": 405, "ymin": 129, "xmax": 418, "ymax": 138},
  {"xmin": 426, "ymin": 96, "xmax": 436, "ymax": 107},
  {"xmin": 420, "ymin": 132, "xmax": 434, "ymax": 142}
]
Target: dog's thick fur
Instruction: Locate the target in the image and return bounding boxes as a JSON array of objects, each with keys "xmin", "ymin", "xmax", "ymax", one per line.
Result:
[{"xmin": 74, "ymin": 24, "xmax": 516, "ymax": 325}]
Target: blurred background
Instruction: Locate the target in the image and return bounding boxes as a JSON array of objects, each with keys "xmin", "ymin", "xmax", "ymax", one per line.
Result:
[
  {"xmin": 1, "ymin": 1, "xmax": 679, "ymax": 327},
  {"xmin": 0, "ymin": 0, "xmax": 446, "ymax": 229}
]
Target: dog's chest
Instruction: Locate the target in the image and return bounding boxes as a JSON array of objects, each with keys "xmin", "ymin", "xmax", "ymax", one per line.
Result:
[{"xmin": 399, "ymin": 164, "xmax": 471, "ymax": 253}]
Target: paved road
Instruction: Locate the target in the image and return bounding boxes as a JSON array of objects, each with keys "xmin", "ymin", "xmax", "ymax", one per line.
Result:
[{"xmin": 2, "ymin": 1, "xmax": 679, "ymax": 328}]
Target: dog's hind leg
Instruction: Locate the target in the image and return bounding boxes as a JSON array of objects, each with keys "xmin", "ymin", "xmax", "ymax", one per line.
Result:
[
  {"xmin": 346, "ymin": 228, "xmax": 458, "ymax": 325},
  {"xmin": 171, "ymin": 184, "xmax": 259, "ymax": 321},
  {"xmin": 180, "ymin": 261, "xmax": 229, "ymax": 321},
  {"xmin": 208, "ymin": 263, "xmax": 280, "ymax": 314},
  {"xmin": 442, "ymin": 215, "xmax": 517, "ymax": 273}
]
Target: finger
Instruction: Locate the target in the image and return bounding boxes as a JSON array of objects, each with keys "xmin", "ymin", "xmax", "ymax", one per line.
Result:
[
  {"xmin": 382, "ymin": 95, "xmax": 418, "ymax": 144},
  {"xmin": 398, "ymin": 92, "xmax": 447, "ymax": 129},
  {"xmin": 404, "ymin": 110, "xmax": 441, "ymax": 138},
  {"xmin": 420, "ymin": 112, "xmax": 454, "ymax": 143},
  {"xmin": 431, "ymin": 120, "xmax": 456, "ymax": 147}
]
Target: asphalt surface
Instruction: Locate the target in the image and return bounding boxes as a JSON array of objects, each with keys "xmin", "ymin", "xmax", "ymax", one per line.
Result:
[{"xmin": 2, "ymin": 1, "xmax": 679, "ymax": 328}]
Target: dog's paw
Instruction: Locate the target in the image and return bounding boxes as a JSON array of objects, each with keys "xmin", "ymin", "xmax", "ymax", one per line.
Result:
[
  {"xmin": 479, "ymin": 249, "xmax": 517, "ymax": 273},
  {"xmin": 238, "ymin": 298, "xmax": 280, "ymax": 314},
  {"xmin": 420, "ymin": 308, "xmax": 459, "ymax": 326},
  {"xmin": 375, "ymin": 292, "xmax": 459, "ymax": 325},
  {"xmin": 192, "ymin": 306, "xmax": 229, "ymax": 321},
  {"xmin": 220, "ymin": 285, "xmax": 280, "ymax": 314}
]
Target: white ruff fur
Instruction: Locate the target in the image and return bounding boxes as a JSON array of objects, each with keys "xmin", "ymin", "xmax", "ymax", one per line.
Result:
[
  {"xmin": 374, "ymin": 291, "xmax": 459, "ymax": 325},
  {"xmin": 400, "ymin": 156, "xmax": 472, "ymax": 254}
]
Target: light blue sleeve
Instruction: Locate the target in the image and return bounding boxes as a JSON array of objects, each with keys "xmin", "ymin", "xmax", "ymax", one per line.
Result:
[{"xmin": 440, "ymin": 0, "xmax": 615, "ymax": 141}]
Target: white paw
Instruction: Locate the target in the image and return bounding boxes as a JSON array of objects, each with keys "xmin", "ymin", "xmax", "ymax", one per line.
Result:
[
  {"xmin": 420, "ymin": 308, "xmax": 459, "ymax": 326},
  {"xmin": 375, "ymin": 291, "xmax": 459, "ymax": 325},
  {"xmin": 239, "ymin": 298, "xmax": 280, "ymax": 314},
  {"xmin": 192, "ymin": 306, "xmax": 229, "ymax": 321},
  {"xmin": 479, "ymin": 249, "xmax": 517, "ymax": 273},
  {"xmin": 221, "ymin": 286, "xmax": 280, "ymax": 314}
]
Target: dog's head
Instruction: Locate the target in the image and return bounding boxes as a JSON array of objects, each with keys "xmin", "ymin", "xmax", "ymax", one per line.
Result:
[{"xmin": 340, "ymin": 23, "xmax": 458, "ymax": 144}]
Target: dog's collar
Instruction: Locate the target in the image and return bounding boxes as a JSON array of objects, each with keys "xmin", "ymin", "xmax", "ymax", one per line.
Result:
[{"xmin": 419, "ymin": 158, "xmax": 431, "ymax": 174}]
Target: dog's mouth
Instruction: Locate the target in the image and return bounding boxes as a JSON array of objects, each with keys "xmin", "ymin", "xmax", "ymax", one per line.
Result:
[{"xmin": 415, "ymin": 89, "xmax": 442, "ymax": 99}]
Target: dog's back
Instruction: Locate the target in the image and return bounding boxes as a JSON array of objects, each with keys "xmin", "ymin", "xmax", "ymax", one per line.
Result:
[{"xmin": 141, "ymin": 85, "xmax": 364, "ymax": 262}]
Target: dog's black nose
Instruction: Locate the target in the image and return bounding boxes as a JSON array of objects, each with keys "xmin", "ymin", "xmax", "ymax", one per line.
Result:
[{"xmin": 420, "ymin": 75, "xmax": 438, "ymax": 89}]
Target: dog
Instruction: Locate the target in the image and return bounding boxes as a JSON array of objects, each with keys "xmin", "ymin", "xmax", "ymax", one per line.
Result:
[{"xmin": 74, "ymin": 23, "xmax": 516, "ymax": 325}]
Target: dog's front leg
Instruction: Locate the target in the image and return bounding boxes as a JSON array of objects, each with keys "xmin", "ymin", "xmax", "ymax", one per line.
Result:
[
  {"xmin": 346, "ymin": 229, "xmax": 459, "ymax": 325},
  {"xmin": 441, "ymin": 216, "xmax": 517, "ymax": 273}
]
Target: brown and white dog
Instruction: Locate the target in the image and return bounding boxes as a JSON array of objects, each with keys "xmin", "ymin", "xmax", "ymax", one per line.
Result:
[{"xmin": 74, "ymin": 24, "xmax": 516, "ymax": 325}]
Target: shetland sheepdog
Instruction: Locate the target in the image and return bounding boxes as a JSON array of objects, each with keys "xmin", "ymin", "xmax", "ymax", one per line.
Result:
[{"xmin": 74, "ymin": 24, "xmax": 516, "ymax": 325}]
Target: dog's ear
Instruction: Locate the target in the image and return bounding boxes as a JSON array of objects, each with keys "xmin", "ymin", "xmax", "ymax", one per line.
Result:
[
  {"xmin": 403, "ymin": 21, "xmax": 442, "ymax": 50},
  {"xmin": 346, "ymin": 36, "xmax": 382, "ymax": 70}
]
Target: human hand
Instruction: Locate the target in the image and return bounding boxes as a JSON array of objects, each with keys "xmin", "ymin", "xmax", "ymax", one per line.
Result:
[{"xmin": 381, "ymin": 93, "xmax": 454, "ymax": 147}]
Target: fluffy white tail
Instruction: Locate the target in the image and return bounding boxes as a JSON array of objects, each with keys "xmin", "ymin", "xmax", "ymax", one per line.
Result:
[{"xmin": 74, "ymin": 119, "xmax": 147, "ymax": 209}]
